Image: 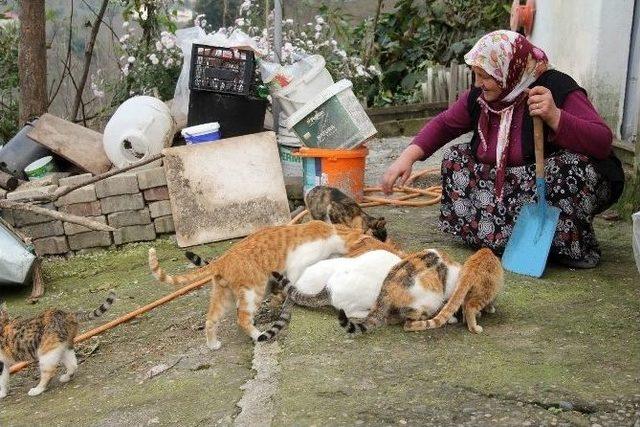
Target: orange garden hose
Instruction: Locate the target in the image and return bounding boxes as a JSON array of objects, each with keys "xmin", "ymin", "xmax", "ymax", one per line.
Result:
[
  {"xmin": 9, "ymin": 275, "xmax": 213, "ymax": 375},
  {"xmin": 289, "ymin": 167, "xmax": 442, "ymax": 224}
]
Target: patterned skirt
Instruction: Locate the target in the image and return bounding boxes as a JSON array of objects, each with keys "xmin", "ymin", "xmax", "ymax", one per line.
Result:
[{"xmin": 439, "ymin": 143, "xmax": 612, "ymax": 266}]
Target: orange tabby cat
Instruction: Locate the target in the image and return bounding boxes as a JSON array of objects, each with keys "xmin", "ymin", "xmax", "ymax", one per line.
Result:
[
  {"xmin": 148, "ymin": 220, "xmax": 364, "ymax": 349},
  {"xmin": 338, "ymin": 248, "xmax": 462, "ymax": 335},
  {"xmin": 405, "ymin": 248, "xmax": 503, "ymax": 334}
]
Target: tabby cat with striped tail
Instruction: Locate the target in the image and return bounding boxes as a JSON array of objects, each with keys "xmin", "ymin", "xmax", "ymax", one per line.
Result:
[
  {"xmin": 403, "ymin": 248, "xmax": 503, "ymax": 334},
  {"xmin": 338, "ymin": 249, "xmax": 462, "ymax": 336},
  {"xmin": 305, "ymin": 186, "xmax": 388, "ymax": 241},
  {"xmin": 0, "ymin": 292, "xmax": 115, "ymax": 398},
  {"xmin": 149, "ymin": 221, "xmax": 364, "ymax": 349}
]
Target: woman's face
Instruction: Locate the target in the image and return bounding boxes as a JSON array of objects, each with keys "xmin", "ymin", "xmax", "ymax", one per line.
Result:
[{"xmin": 472, "ymin": 66, "xmax": 502, "ymax": 102}]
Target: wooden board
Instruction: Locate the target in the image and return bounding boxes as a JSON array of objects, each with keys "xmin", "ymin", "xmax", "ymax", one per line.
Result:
[
  {"xmin": 27, "ymin": 113, "xmax": 111, "ymax": 175},
  {"xmin": 163, "ymin": 131, "xmax": 290, "ymax": 247}
]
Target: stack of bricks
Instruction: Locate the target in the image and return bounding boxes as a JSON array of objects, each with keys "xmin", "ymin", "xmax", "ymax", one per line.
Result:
[{"xmin": 0, "ymin": 166, "xmax": 176, "ymax": 256}]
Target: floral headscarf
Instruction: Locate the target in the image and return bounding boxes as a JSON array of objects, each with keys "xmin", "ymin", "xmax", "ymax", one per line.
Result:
[{"xmin": 464, "ymin": 30, "xmax": 549, "ymax": 199}]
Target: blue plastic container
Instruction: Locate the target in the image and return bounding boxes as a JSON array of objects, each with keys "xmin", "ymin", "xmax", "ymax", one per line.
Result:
[{"xmin": 181, "ymin": 122, "xmax": 221, "ymax": 144}]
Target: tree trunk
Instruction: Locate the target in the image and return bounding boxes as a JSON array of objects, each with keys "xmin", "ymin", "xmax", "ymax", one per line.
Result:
[
  {"xmin": 18, "ymin": 0, "xmax": 47, "ymax": 125},
  {"xmin": 71, "ymin": 0, "xmax": 109, "ymax": 122}
]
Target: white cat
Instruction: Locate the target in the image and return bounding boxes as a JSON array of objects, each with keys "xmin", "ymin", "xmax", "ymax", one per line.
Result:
[{"xmin": 256, "ymin": 250, "xmax": 402, "ymax": 341}]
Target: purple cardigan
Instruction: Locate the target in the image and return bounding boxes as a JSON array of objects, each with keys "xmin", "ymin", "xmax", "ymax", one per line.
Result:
[{"xmin": 411, "ymin": 89, "xmax": 613, "ymax": 165}]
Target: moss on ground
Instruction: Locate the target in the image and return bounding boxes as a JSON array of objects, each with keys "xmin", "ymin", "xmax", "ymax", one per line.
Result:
[{"xmin": 0, "ymin": 210, "xmax": 638, "ymax": 426}]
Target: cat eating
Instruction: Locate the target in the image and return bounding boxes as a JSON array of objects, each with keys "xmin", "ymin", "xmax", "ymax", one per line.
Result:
[
  {"xmin": 305, "ymin": 186, "xmax": 388, "ymax": 241},
  {"xmin": 404, "ymin": 248, "xmax": 504, "ymax": 334},
  {"xmin": 0, "ymin": 292, "xmax": 115, "ymax": 398},
  {"xmin": 149, "ymin": 220, "xmax": 365, "ymax": 349}
]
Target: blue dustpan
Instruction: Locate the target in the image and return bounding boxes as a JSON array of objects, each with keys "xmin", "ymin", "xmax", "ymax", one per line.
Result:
[{"xmin": 502, "ymin": 117, "xmax": 560, "ymax": 278}]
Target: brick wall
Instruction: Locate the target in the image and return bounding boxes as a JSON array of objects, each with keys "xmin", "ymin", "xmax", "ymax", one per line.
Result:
[{"xmin": 0, "ymin": 166, "xmax": 175, "ymax": 256}]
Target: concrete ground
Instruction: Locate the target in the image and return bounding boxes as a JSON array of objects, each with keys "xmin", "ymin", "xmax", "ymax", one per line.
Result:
[{"xmin": 1, "ymin": 137, "xmax": 639, "ymax": 427}]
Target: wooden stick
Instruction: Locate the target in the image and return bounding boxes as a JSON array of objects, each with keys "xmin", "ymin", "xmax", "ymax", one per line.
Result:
[
  {"xmin": 28, "ymin": 258, "xmax": 45, "ymax": 303},
  {"xmin": 0, "ymin": 199, "xmax": 115, "ymax": 232},
  {"xmin": 52, "ymin": 153, "xmax": 164, "ymax": 200},
  {"xmin": 10, "ymin": 275, "xmax": 213, "ymax": 374},
  {"xmin": 0, "ymin": 170, "xmax": 18, "ymax": 191}
]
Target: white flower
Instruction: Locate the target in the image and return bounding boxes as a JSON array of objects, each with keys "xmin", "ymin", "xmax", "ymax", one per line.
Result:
[
  {"xmin": 90, "ymin": 82, "xmax": 104, "ymax": 98},
  {"xmin": 315, "ymin": 16, "xmax": 324, "ymax": 25},
  {"xmin": 139, "ymin": 5, "xmax": 148, "ymax": 21},
  {"xmin": 315, "ymin": 24, "xmax": 322, "ymax": 32},
  {"xmin": 194, "ymin": 14, "xmax": 206, "ymax": 27},
  {"xmin": 300, "ymin": 31, "xmax": 306, "ymax": 38},
  {"xmin": 330, "ymin": 39, "xmax": 337, "ymax": 47},
  {"xmin": 119, "ymin": 34, "xmax": 130, "ymax": 43},
  {"xmin": 314, "ymin": 32, "xmax": 321, "ymax": 40},
  {"xmin": 337, "ymin": 49, "xmax": 347, "ymax": 58},
  {"xmin": 163, "ymin": 57, "xmax": 174, "ymax": 68},
  {"xmin": 240, "ymin": 0, "xmax": 252, "ymax": 13},
  {"xmin": 235, "ymin": 17, "xmax": 245, "ymax": 26},
  {"xmin": 122, "ymin": 64, "xmax": 130, "ymax": 76},
  {"xmin": 283, "ymin": 42, "xmax": 293, "ymax": 52},
  {"xmin": 285, "ymin": 18, "xmax": 293, "ymax": 25},
  {"xmin": 122, "ymin": 21, "xmax": 129, "ymax": 28},
  {"xmin": 155, "ymin": 41, "xmax": 163, "ymax": 51},
  {"xmin": 127, "ymin": 56, "xmax": 136, "ymax": 63},
  {"xmin": 367, "ymin": 65, "xmax": 381, "ymax": 77},
  {"xmin": 149, "ymin": 53, "xmax": 159, "ymax": 65}
]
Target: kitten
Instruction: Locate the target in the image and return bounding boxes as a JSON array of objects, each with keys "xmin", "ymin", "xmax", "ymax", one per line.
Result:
[
  {"xmin": 149, "ymin": 220, "xmax": 364, "ymax": 349},
  {"xmin": 338, "ymin": 249, "xmax": 462, "ymax": 336},
  {"xmin": 0, "ymin": 292, "xmax": 115, "ymax": 398},
  {"xmin": 404, "ymin": 248, "xmax": 503, "ymax": 334},
  {"xmin": 305, "ymin": 186, "xmax": 388, "ymax": 242}
]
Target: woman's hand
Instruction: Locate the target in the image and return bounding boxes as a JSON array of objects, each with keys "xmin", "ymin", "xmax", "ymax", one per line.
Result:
[
  {"xmin": 526, "ymin": 86, "xmax": 561, "ymax": 131},
  {"xmin": 380, "ymin": 145, "xmax": 424, "ymax": 194}
]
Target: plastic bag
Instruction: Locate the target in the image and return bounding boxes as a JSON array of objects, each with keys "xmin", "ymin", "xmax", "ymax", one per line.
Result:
[
  {"xmin": 0, "ymin": 221, "xmax": 35, "ymax": 285},
  {"xmin": 171, "ymin": 27, "xmax": 267, "ymax": 128},
  {"xmin": 258, "ymin": 55, "xmax": 315, "ymax": 91},
  {"xmin": 171, "ymin": 26, "xmax": 207, "ymax": 128},
  {"xmin": 633, "ymin": 211, "xmax": 640, "ymax": 274}
]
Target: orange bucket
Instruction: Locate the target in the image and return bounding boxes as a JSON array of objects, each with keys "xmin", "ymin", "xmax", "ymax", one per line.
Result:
[{"xmin": 293, "ymin": 147, "xmax": 368, "ymax": 202}]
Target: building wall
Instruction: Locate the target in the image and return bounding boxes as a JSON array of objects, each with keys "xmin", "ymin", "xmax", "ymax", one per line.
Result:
[{"xmin": 530, "ymin": 0, "xmax": 635, "ymax": 139}]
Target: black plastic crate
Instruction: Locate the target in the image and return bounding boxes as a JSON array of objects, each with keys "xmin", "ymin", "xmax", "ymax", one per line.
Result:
[
  {"xmin": 187, "ymin": 91, "xmax": 267, "ymax": 139},
  {"xmin": 189, "ymin": 44, "xmax": 255, "ymax": 95}
]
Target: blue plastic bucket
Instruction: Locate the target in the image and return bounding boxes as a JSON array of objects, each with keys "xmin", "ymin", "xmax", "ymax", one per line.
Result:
[{"xmin": 181, "ymin": 122, "xmax": 221, "ymax": 144}]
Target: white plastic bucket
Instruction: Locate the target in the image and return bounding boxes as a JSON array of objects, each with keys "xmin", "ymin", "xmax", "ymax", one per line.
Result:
[
  {"xmin": 284, "ymin": 79, "xmax": 377, "ymax": 150},
  {"xmin": 274, "ymin": 55, "xmax": 334, "ymax": 116},
  {"xmin": 633, "ymin": 211, "xmax": 640, "ymax": 274},
  {"xmin": 103, "ymin": 96, "xmax": 176, "ymax": 168}
]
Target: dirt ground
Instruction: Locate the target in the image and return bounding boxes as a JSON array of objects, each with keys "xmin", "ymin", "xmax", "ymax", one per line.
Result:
[{"xmin": 1, "ymin": 136, "xmax": 639, "ymax": 427}]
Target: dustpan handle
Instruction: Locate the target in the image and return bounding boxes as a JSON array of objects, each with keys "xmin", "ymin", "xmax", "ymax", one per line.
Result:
[{"xmin": 533, "ymin": 116, "xmax": 544, "ymax": 179}]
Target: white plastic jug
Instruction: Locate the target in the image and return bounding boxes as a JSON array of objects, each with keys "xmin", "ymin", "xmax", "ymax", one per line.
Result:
[
  {"xmin": 273, "ymin": 55, "xmax": 334, "ymax": 115},
  {"xmin": 103, "ymin": 96, "xmax": 176, "ymax": 168}
]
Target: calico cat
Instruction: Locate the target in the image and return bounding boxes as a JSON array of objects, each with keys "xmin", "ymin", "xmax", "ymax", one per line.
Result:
[
  {"xmin": 404, "ymin": 248, "xmax": 503, "ymax": 334},
  {"xmin": 338, "ymin": 249, "xmax": 462, "ymax": 336},
  {"xmin": 149, "ymin": 220, "xmax": 364, "ymax": 349},
  {"xmin": 0, "ymin": 292, "xmax": 115, "ymax": 398},
  {"xmin": 305, "ymin": 186, "xmax": 388, "ymax": 242}
]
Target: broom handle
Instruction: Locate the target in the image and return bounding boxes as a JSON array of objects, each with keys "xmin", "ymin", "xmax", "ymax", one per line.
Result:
[{"xmin": 533, "ymin": 116, "xmax": 545, "ymax": 178}]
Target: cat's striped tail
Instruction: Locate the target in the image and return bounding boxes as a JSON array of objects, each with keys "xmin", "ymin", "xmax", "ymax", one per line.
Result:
[
  {"xmin": 257, "ymin": 297, "xmax": 294, "ymax": 342},
  {"xmin": 185, "ymin": 250, "xmax": 207, "ymax": 267},
  {"xmin": 76, "ymin": 292, "xmax": 116, "ymax": 322},
  {"xmin": 149, "ymin": 248, "xmax": 211, "ymax": 287},
  {"xmin": 257, "ymin": 272, "xmax": 294, "ymax": 342}
]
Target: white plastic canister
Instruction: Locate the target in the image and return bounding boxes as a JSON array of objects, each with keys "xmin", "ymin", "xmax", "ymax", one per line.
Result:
[{"xmin": 103, "ymin": 96, "xmax": 176, "ymax": 168}]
